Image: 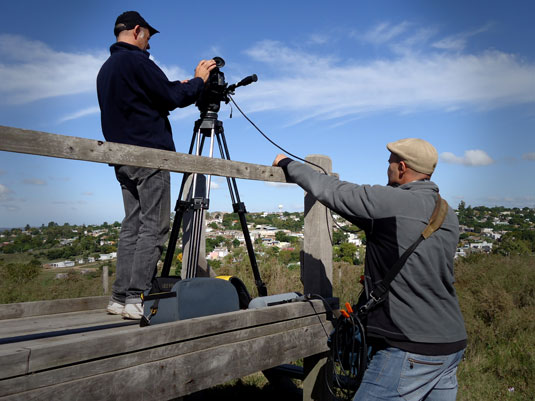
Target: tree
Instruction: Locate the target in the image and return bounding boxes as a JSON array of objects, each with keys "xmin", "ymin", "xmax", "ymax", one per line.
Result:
[
  {"xmin": 494, "ymin": 237, "xmax": 531, "ymax": 256},
  {"xmin": 275, "ymin": 231, "xmax": 291, "ymax": 242},
  {"xmin": 334, "ymin": 242, "xmax": 358, "ymax": 264},
  {"xmin": 332, "ymin": 230, "xmax": 348, "ymax": 245}
]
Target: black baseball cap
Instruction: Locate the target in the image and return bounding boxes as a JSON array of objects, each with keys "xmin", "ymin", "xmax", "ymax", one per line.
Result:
[{"xmin": 114, "ymin": 11, "xmax": 159, "ymax": 37}]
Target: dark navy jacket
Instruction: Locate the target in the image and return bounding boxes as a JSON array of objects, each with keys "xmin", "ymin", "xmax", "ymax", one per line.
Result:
[{"xmin": 97, "ymin": 42, "xmax": 204, "ymax": 151}]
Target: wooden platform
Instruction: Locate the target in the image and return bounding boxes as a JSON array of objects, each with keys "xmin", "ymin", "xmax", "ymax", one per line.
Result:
[{"xmin": 0, "ymin": 297, "xmax": 332, "ymax": 401}]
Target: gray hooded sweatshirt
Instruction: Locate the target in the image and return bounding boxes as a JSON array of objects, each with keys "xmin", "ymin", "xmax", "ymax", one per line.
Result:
[{"xmin": 282, "ymin": 159, "xmax": 467, "ymax": 353}]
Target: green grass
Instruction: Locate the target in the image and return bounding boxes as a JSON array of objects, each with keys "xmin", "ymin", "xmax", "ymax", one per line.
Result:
[
  {"xmin": 0, "ymin": 266, "xmax": 106, "ymax": 304},
  {"xmin": 455, "ymin": 254, "xmax": 535, "ymax": 401}
]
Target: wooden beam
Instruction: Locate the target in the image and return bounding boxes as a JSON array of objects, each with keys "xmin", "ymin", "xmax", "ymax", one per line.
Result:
[
  {"xmin": 0, "ymin": 296, "xmax": 109, "ymax": 320},
  {"xmin": 0, "ymin": 126, "xmax": 287, "ymax": 183},
  {"xmin": 302, "ymin": 154, "xmax": 333, "ymax": 298},
  {"xmin": 302, "ymin": 154, "xmax": 334, "ymax": 401},
  {"xmin": 0, "ymin": 300, "xmax": 328, "ymax": 378},
  {"xmin": 0, "ymin": 315, "xmax": 331, "ymax": 397},
  {"xmin": 0, "ymin": 323, "xmax": 329, "ymax": 401},
  {"xmin": 0, "ymin": 310, "xmax": 125, "ymax": 340}
]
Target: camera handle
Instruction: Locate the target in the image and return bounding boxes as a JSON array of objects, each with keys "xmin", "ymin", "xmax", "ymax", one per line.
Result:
[{"xmin": 161, "ymin": 111, "xmax": 267, "ymax": 297}]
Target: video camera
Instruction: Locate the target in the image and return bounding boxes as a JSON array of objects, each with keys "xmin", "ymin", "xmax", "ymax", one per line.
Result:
[{"xmin": 196, "ymin": 57, "xmax": 257, "ymax": 114}]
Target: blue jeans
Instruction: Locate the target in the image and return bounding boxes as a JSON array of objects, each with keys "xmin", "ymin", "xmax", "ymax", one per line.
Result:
[
  {"xmin": 112, "ymin": 166, "xmax": 170, "ymax": 304},
  {"xmin": 353, "ymin": 347, "xmax": 464, "ymax": 401}
]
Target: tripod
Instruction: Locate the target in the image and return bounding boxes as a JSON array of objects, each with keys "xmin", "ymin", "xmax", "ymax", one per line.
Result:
[{"xmin": 161, "ymin": 111, "xmax": 267, "ymax": 297}]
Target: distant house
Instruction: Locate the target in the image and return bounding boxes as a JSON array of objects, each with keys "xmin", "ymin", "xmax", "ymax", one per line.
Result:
[
  {"xmin": 48, "ymin": 260, "xmax": 75, "ymax": 268},
  {"xmin": 348, "ymin": 233, "xmax": 362, "ymax": 247},
  {"xmin": 207, "ymin": 247, "xmax": 229, "ymax": 261},
  {"xmin": 459, "ymin": 225, "xmax": 474, "ymax": 233},
  {"xmin": 99, "ymin": 252, "xmax": 117, "ymax": 261},
  {"xmin": 455, "ymin": 249, "xmax": 467, "ymax": 259},
  {"xmin": 470, "ymin": 241, "xmax": 493, "ymax": 252}
]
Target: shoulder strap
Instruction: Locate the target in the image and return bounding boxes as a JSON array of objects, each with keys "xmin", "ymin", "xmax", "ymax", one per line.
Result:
[{"xmin": 359, "ymin": 194, "xmax": 449, "ymax": 314}]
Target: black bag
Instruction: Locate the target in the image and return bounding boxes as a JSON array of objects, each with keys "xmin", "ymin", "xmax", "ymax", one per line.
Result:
[{"xmin": 140, "ymin": 277, "xmax": 240, "ymax": 326}]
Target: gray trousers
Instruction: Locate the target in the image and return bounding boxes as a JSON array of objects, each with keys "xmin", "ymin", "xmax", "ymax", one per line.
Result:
[{"xmin": 112, "ymin": 166, "xmax": 170, "ymax": 303}]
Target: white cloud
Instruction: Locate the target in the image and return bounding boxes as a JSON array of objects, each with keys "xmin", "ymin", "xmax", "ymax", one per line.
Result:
[
  {"xmin": 1, "ymin": 204, "xmax": 20, "ymax": 212},
  {"xmin": 58, "ymin": 106, "xmax": 100, "ymax": 123},
  {"xmin": 266, "ymin": 182, "xmax": 295, "ymax": 188},
  {"xmin": 479, "ymin": 195, "xmax": 535, "ymax": 207},
  {"xmin": 0, "ymin": 34, "xmax": 108, "ymax": 104},
  {"xmin": 0, "ymin": 34, "xmax": 189, "ymax": 114},
  {"xmin": 209, "ymin": 181, "xmax": 221, "ymax": 190},
  {"xmin": 150, "ymin": 56, "xmax": 189, "ymax": 82},
  {"xmin": 432, "ymin": 23, "xmax": 493, "ymax": 52},
  {"xmin": 360, "ymin": 22, "xmax": 411, "ymax": 45},
  {"xmin": 307, "ymin": 34, "xmax": 330, "ymax": 46},
  {"xmin": 239, "ymin": 39, "xmax": 535, "ymax": 123},
  {"xmin": 441, "ymin": 150, "xmax": 494, "ymax": 166},
  {"xmin": 0, "ymin": 184, "xmax": 13, "ymax": 201},
  {"xmin": 523, "ymin": 152, "xmax": 535, "ymax": 161},
  {"xmin": 23, "ymin": 178, "xmax": 47, "ymax": 185}
]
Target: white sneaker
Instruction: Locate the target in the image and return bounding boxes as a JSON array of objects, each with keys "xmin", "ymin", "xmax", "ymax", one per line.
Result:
[
  {"xmin": 122, "ymin": 302, "xmax": 143, "ymax": 320},
  {"xmin": 107, "ymin": 300, "xmax": 124, "ymax": 315}
]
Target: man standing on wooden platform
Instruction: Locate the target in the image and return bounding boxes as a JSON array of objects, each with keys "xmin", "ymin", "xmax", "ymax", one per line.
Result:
[
  {"xmin": 274, "ymin": 138, "xmax": 467, "ymax": 401},
  {"xmin": 97, "ymin": 11, "xmax": 215, "ymax": 319}
]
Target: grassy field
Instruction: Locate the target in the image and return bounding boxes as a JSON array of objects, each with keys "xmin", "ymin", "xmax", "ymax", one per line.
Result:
[
  {"xmin": 1, "ymin": 253, "xmax": 533, "ymax": 400},
  {"xmin": 455, "ymin": 254, "xmax": 535, "ymax": 401}
]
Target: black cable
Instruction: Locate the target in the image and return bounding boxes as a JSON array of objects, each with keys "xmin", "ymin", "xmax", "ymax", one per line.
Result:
[
  {"xmin": 228, "ymin": 95, "xmax": 335, "ymax": 245},
  {"xmin": 228, "ymin": 95, "xmax": 328, "ymax": 175},
  {"xmin": 294, "ymin": 294, "xmax": 367, "ymax": 401}
]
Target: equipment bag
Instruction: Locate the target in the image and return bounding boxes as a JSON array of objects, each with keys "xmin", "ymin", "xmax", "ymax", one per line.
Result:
[{"xmin": 140, "ymin": 277, "xmax": 239, "ymax": 326}]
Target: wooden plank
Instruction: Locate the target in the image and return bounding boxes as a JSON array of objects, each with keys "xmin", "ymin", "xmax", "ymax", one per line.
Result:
[
  {"xmin": 0, "ymin": 126, "xmax": 287, "ymax": 183},
  {"xmin": 0, "ymin": 296, "xmax": 109, "ymax": 320},
  {"xmin": 0, "ymin": 310, "xmax": 124, "ymax": 339},
  {"xmin": 302, "ymin": 155, "xmax": 334, "ymax": 401},
  {"xmin": 0, "ymin": 349, "xmax": 30, "ymax": 380},
  {"xmin": 0, "ymin": 323, "xmax": 329, "ymax": 401},
  {"xmin": 302, "ymin": 154, "xmax": 333, "ymax": 298},
  {"xmin": 0, "ymin": 315, "xmax": 331, "ymax": 396},
  {"xmin": 0, "ymin": 300, "xmax": 327, "ymax": 378}
]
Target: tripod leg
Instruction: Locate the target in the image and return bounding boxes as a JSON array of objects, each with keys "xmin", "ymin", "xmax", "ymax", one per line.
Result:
[
  {"xmin": 181, "ymin": 129, "xmax": 213, "ymax": 278},
  {"xmin": 161, "ymin": 196, "xmax": 188, "ymax": 277},
  {"xmin": 184, "ymin": 197, "xmax": 208, "ymax": 278},
  {"xmin": 215, "ymin": 132, "xmax": 267, "ymax": 296}
]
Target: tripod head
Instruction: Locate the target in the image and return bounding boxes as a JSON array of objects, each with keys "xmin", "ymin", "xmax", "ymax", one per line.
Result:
[{"xmin": 195, "ymin": 57, "xmax": 257, "ymax": 114}]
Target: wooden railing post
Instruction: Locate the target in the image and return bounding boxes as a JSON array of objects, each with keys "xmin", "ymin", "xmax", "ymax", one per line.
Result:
[
  {"xmin": 301, "ymin": 154, "xmax": 333, "ymax": 401},
  {"xmin": 102, "ymin": 265, "xmax": 109, "ymax": 295},
  {"xmin": 301, "ymin": 154, "xmax": 333, "ymax": 297}
]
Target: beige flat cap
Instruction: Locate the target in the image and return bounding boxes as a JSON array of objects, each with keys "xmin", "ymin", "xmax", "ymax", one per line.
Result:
[{"xmin": 387, "ymin": 138, "xmax": 438, "ymax": 175}]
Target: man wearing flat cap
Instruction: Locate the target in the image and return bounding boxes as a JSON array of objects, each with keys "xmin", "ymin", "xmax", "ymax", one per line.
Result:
[
  {"xmin": 97, "ymin": 11, "xmax": 216, "ymax": 320},
  {"xmin": 274, "ymin": 138, "xmax": 466, "ymax": 401}
]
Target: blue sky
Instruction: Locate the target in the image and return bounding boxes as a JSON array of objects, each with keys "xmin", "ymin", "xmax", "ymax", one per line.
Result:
[{"xmin": 1, "ymin": 0, "xmax": 534, "ymax": 227}]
